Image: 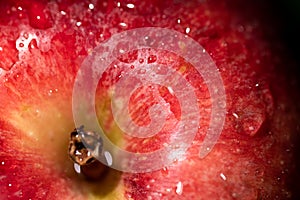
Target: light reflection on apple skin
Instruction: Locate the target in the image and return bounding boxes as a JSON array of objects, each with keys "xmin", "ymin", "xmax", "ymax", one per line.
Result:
[{"xmin": 0, "ymin": 0, "xmax": 299, "ymax": 199}]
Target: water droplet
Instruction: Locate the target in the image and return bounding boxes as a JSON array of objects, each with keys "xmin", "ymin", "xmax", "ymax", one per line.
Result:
[
  {"xmin": 104, "ymin": 151, "xmax": 113, "ymax": 166},
  {"xmin": 175, "ymin": 181, "xmax": 183, "ymax": 195},
  {"xmin": 126, "ymin": 3, "xmax": 135, "ymax": 9},
  {"xmin": 74, "ymin": 163, "xmax": 81, "ymax": 174},
  {"xmin": 48, "ymin": 89, "xmax": 53, "ymax": 96},
  {"xmin": 119, "ymin": 48, "xmax": 125, "ymax": 54},
  {"xmin": 34, "ymin": 109, "xmax": 40, "ymax": 117},
  {"xmin": 89, "ymin": 3, "xmax": 95, "ymax": 10},
  {"xmin": 130, "ymin": 65, "xmax": 135, "ymax": 69},
  {"xmin": 8, "ymin": 183, "xmax": 12, "ymax": 187},
  {"xmin": 119, "ymin": 22, "xmax": 127, "ymax": 27},
  {"xmin": 19, "ymin": 43, "xmax": 24, "ymax": 48},
  {"xmin": 147, "ymin": 55, "xmax": 157, "ymax": 64},
  {"xmin": 28, "ymin": 3, "xmax": 53, "ymax": 29},
  {"xmin": 23, "ymin": 32, "xmax": 29, "ymax": 39},
  {"xmin": 29, "ymin": 39, "xmax": 38, "ymax": 50},
  {"xmin": 60, "ymin": 10, "xmax": 66, "ymax": 15},
  {"xmin": 167, "ymin": 86, "xmax": 174, "ymax": 95},
  {"xmin": 161, "ymin": 167, "xmax": 169, "ymax": 175},
  {"xmin": 185, "ymin": 27, "xmax": 191, "ymax": 34},
  {"xmin": 166, "ymin": 188, "xmax": 172, "ymax": 193},
  {"xmin": 139, "ymin": 58, "xmax": 144, "ymax": 63},
  {"xmin": 1, "ymin": 161, "xmax": 4, "ymax": 165},
  {"xmin": 220, "ymin": 173, "xmax": 227, "ymax": 181},
  {"xmin": 232, "ymin": 112, "xmax": 239, "ymax": 119},
  {"xmin": 177, "ymin": 18, "xmax": 181, "ymax": 24},
  {"xmin": 76, "ymin": 21, "xmax": 82, "ymax": 27}
]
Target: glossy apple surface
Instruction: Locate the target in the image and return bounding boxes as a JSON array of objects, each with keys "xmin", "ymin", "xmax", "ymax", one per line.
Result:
[{"xmin": 0, "ymin": 0, "xmax": 299, "ymax": 199}]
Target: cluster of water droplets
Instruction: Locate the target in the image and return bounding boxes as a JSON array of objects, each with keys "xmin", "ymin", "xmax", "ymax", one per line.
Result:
[
  {"xmin": 15, "ymin": 29, "xmax": 53, "ymax": 60},
  {"xmin": 0, "ymin": 0, "xmax": 198, "ymax": 77}
]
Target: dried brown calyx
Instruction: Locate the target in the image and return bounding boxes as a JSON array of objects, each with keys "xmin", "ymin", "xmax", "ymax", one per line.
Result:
[{"xmin": 68, "ymin": 126, "xmax": 108, "ymax": 180}]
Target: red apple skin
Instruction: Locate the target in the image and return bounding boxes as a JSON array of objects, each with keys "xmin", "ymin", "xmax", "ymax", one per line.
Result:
[{"xmin": 0, "ymin": 0, "xmax": 299, "ymax": 199}]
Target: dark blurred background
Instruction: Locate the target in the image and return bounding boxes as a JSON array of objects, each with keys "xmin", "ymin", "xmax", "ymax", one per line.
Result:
[
  {"xmin": 272, "ymin": 1, "xmax": 300, "ymax": 199},
  {"xmin": 272, "ymin": 0, "xmax": 300, "ymax": 64}
]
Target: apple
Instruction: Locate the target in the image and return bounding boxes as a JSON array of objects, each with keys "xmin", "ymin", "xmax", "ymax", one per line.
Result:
[{"xmin": 0, "ymin": 0, "xmax": 299, "ymax": 199}]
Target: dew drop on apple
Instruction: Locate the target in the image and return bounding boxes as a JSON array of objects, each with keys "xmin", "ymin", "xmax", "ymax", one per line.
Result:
[
  {"xmin": 104, "ymin": 151, "xmax": 113, "ymax": 166},
  {"xmin": 18, "ymin": 43, "xmax": 24, "ymax": 48},
  {"xmin": 241, "ymin": 112, "xmax": 265, "ymax": 136},
  {"xmin": 161, "ymin": 166, "xmax": 169, "ymax": 175},
  {"xmin": 126, "ymin": 3, "xmax": 135, "ymax": 9},
  {"xmin": 175, "ymin": 181, "xmax": 183, "ymax": 195},
  {"xmin": 88, "ymin": 3, "xmax": 95, "ymax": 10},
  {"xmin": 16, "ymin": 32, "xmax": 30, "ymax": 50},
  {"xmin": 185, "ymin": 27, "xmax": 191, "ymax": 34},
  {"xmin": 74, "ymin": 163, "xmax": 81, "ymax": 174},
  {"xmin": 220, "ymin": 173, "xmax": 227, "ymax": 181},
  {"xmin": 23, "ymin": 32, "xmax": 29, "ymax": 39},
  {"xmin": 232, "ymin": 112, "xmax": 239, "ymax": 119},
  {"xmin": 165, "ymin": 188, "xmax": 172, "ymax": 193},
  {"xmin": 48, "ymin": 89, "xmax": 53, "ymax": 96},
  {"xmin": 147, "ymin": 55, "xmax": 157, "ymax": 64}
]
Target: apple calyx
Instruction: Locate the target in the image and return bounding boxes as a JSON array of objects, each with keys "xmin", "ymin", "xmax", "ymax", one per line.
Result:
[{"xmin": 68, "ymin": 126, "xmax": 108, "ymax": 180}]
